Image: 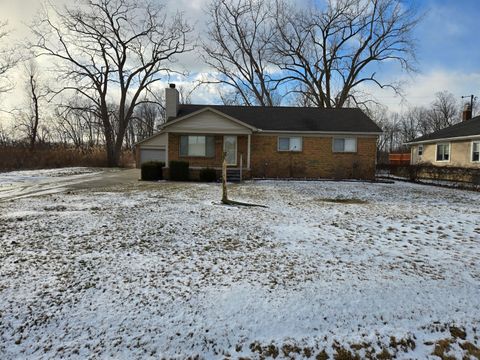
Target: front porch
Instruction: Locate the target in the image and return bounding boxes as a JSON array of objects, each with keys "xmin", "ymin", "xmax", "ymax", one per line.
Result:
[{"xmin": 165, "ymin": 133, "xmax": 252, "ymax": 181}]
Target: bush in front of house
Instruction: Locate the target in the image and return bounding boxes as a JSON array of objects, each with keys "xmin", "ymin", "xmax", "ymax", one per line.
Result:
[
  {"xmin": 141, "ymin": 161, "xmax": 164, "ymax": 181},
  {"xmin": 199, "ymin": 168, "xmax": 218, "ymax": 182},
  {"xmin": 169, "ymin": 160, "xmax": 189, "ymax": 181}
]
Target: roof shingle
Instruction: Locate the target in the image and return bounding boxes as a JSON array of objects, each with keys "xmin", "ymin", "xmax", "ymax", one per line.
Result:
[
  {"xmin": 409, "ymin": 116, "xmax": 480, "ymax": 143},
  {"xmin": 172, "ymin": 105, "xmax": 382, "ymax": 133}
]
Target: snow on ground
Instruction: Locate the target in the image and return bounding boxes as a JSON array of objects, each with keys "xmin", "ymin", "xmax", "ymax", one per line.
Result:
[
  {"xmin": 0, "ymin": 176, "xmax": 479, "ymax": 359},
  {"xmin": 0, "ymin": 167, "xmax": 100, "ymax": 182},
  {"xmin": 0, "ymin": 167, "xmax": 109, "ymax": 201}
]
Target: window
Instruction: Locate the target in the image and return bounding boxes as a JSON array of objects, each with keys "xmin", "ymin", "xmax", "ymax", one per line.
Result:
[
  {"xmin": 418, "ymin": 144, "xmax": 424, "ymax": 156},
  {"xmin": 472, "ymin": 141, "xmax": 480, "ymax": 162},
  {"xmin": 333, "ymin": 138, "xmax": 357, "ymax": 153},
  {"xmin": 278, "ymin": 137, "xmax": 302, "ymax": 152},
  {"xmin": 436, "ymin": 143, "xmax": 450, "ymax": 161},
  {"xmin": 180, "ymin": 135, "xmax": 215, "ymax": 157}
]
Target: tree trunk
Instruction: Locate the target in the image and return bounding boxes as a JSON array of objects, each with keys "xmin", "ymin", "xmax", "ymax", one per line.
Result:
[
  {"xmin": 104, "ymin": 123, "xmax": 118, "ymax": 167},
  {"xmin": 29, "ymin": 75, "xmax": 39, "ymax": 152}
]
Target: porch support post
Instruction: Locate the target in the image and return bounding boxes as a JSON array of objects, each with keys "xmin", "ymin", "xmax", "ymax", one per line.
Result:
[
  {"xmin": 247, "ymin": 134, "xmax": 251, "ymax": 170},
  {"xmin": 165, "ymin": 132, "xmax": 169, "ymax": 167}
]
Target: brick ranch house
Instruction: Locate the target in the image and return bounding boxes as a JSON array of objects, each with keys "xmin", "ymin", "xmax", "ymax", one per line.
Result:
[{"xmin": 135, "ymin": 85, "xmax": 382, "ymax": 180}]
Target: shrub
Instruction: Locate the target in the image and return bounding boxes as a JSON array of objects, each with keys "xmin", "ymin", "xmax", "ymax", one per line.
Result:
[
  {"xmin": 377, "ymin": 163, "xmax": 480, "ymax": 184},
  {"xmin": 408, "ymin": 164, "xmax": 420, "ymax": 182},
  {"xmin": 169, "ymin": 160, "xmax": 189, "ymax": 181},
  {"xmin": 199, "ymin": 168, "xmax": 218, "ymax": 182},
  {"xmin": 141, "ymin": 161, "xmax": 164, "ymax": 181}
]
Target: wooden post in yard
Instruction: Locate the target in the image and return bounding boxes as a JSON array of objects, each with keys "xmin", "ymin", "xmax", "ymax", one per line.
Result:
[{"xmin": 222, "ymin": 151, "xmax": 228, "ymax": 203}]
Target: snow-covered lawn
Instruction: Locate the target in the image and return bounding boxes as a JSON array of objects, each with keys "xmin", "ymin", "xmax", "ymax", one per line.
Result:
[
  {"xmin": 1, "ymin": 174, "xmax": 479, "ymax": 359},
  {"xmin": 0, "ymin": 167, "xmax": 104, "ymax": 201}
]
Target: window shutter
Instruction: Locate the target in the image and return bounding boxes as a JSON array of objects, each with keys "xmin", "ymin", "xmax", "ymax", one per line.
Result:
[
  {"xmin": 180, "ymin": 136, "xmax": 188, "ymax": 156},
  {"xmin": 206, "ymin": 136, "xmax": 215, "ymax": 157}
]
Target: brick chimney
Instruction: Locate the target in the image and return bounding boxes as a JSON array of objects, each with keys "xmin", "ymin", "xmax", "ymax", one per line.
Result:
[
  {"xmin": 165, "ymin": 83, "xmax": 179, "ymax": 120},
  {"xmin": 462, "ymin": 103, "xmax": 472, "ymax": 121}
]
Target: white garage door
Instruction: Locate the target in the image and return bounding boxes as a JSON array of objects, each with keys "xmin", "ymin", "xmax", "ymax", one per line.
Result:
[{"xmin": 140, "ymin": 148, "xmax": 166, "ymax": 164}]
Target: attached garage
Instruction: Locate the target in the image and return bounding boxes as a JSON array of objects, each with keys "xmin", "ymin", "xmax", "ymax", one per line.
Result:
[
  {"xmin": 139, "ymin": 148, "xmax": 166, "ymax": 164},
  {"xmin": 135, "ymin": 132, "xmax": 168, "ymax": 167}
]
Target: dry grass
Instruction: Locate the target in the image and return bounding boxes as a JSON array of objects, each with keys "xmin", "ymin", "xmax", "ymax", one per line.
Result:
[{"xmin": 0, "ymin": 145, "xmax": 134, "ymax": 171}]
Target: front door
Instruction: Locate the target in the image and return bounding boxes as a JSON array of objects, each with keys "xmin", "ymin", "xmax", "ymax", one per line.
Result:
[{"xmin": 223, "ymin": 136, "xmax": 237, "ymax": 166}]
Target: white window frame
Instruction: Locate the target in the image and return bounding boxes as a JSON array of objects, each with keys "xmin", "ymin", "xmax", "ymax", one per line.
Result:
[
  {"xmin": 417, "ymin": 144, "xmax": 424, "ymax": 157},
  {"xmin": 277, "ymin": 136, "xmax": 303, "ymax": 152},
  {"xmin": 472, "ymin": 141, "xmax": 480, "ymax": 163},
  {"xmin": 332, "ymin": 137, "xmax": 357, "ymax": 153},
  {"xmin": 187, "ymin": 135, "xmax": 206, "ymax": 157},
  {"xmin": 180, "ymin": 135, "xmax": 215, "ymax": 158},
  {"xmin": 223, "ymin": 135, "xmax": 238, "ymax": 166},
  {"xmin": 435, "ymin": 143, "xmax": 451, "ymax": 162}
]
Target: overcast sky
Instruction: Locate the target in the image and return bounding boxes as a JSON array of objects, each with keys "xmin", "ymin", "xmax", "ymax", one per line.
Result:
[{"xmin": 0, "ymin": 0, "xmax": 479, "ymax": 114}]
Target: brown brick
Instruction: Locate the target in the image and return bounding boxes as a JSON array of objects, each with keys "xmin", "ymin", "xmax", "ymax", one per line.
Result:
[
  {"xmin": 250, "ymin": 135, "xmax": 377, "ymax": 180},
  {"xmin": 168, "ymin": 134, "xmax": 249, "ymax": 169},
  {"xmin": 166, "ymin": 134, "xmax": 377, "ymax": 180}
]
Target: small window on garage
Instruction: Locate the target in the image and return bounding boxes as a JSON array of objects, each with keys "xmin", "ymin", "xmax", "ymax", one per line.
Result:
[
  {"xmin": 472, "ymin": 141, "xmax": 480, "ymax": 162},
  {"xmin": 180, "ymin": 135, "xmax": 215, "ymax": 157},
  {"xmin": 333, "ymin": 138, "xmax": 357, "ymax": 153},
  {"xmin": 418, "ymin": 144, "xmax": 424, "ymax": 156},
  {"xmin": 278, "ymin": 137, "xmax": 302, "ymax": 152}
]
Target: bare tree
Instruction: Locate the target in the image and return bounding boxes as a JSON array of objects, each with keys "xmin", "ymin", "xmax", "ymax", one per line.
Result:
[
  {"xmin": 365, "ymin": 103, "xmax": 389, "ymax": 150},
  {"xmin": 399, "ymin": 106, "xmax": 430, "ymax": 143},
  {"xmin": 31, "ymin": 0, "xmax": 193, "ymax": 166},
  {"xmin": 273, "ymin": 0, "xmax": 419, "ymax": 108},
  {"xmin": 428, "ymin": 91, "xmax": 459, "ymax": 131},
  {"xmin": 14, "ymin": 61, "xmax": 50, "ymax": 149},
  {"xmin": 124, "ymin": 102, "xmax": 162, "ymax": 148},
  {"xmin": 26, "ymin": 61, "xmax": 49, "ymax": 150},
  {"xmin": 203, "ymin": 0, "xmax": 281, "ymax": 106},
  {"xmin": 0, "ymin": 21, "xmax": 19, "ymax": 96},
  {"xmin": 0, "ymin": 121, "xmax": 14, "ymax": 145},
  {"xmin": 177, "ymin": 84, "xmax": 195, "ymax": 105},
  {"xmin": 55, "ymin": 99, "xmax": 103, "ymax": 149}
]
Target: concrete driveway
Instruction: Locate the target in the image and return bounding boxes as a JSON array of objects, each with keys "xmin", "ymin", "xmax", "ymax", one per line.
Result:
[{"xmin": 0, "ymin": 168, "xmax": 140, "ymax": 202}]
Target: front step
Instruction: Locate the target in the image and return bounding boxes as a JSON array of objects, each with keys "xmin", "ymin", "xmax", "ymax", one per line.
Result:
[{"xmin": 227, "ymin": 169, "xmax": 242, "ymax": 183}]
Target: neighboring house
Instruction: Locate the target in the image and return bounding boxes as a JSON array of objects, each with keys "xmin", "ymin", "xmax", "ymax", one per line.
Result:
[
  {"xmin": 407, "ymin": 105, "xmax": 480, "ymax": 169},
  {"xmin": 135, "ymin": 84, "xmax": 382, "ymax": 180}
]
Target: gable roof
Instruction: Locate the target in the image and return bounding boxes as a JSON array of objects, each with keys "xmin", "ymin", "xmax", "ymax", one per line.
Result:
[
  {"xmin": 408, "ymin": 116, "xmax": 480, "ymax": 144},
  {"xmin": 170, "ymin": 104, "xmax": 382, "ymax": 134},
  {"xmin": 163, "ymin": 106, "xmax": 258, "ymax": 131}
]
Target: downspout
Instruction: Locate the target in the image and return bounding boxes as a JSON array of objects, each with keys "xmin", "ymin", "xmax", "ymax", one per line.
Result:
[{"xmin": 247, "ymin": 133, "xmax": 252, "ymax": 170}]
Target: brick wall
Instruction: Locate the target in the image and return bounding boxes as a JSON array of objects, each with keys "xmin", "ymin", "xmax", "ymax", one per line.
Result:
[
  {"xmin": 250, "ymin": 135, "xmax": 377, "ymax": 180},
  {"xmin": 168, "ymin": 134, "xmax": 249, "ymax": 168},
  {"xmin": 166, "ymin": 133, "xmax": 378, "ymax": 180}
]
